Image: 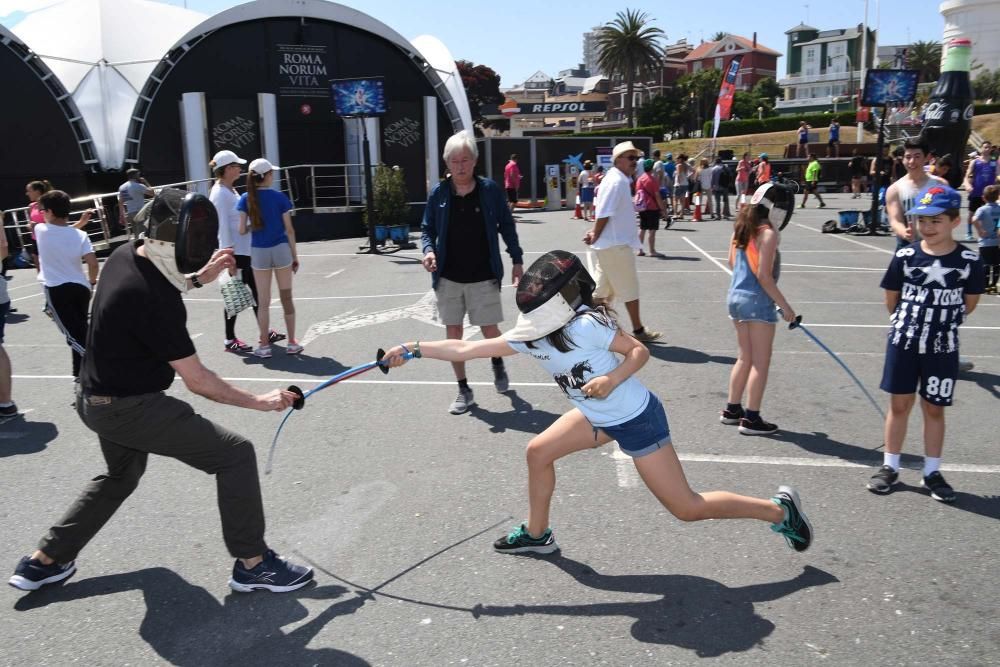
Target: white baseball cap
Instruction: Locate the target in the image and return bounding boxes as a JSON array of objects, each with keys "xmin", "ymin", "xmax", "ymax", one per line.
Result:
[
  {"xmin": 248, "ymin": 158, "xmax": 280, "ymax": 175},
  {"xmin": 212, "ymin": 150, "xmax": 246, "ymax": 168},
  {"xmin": 612, "ymin": 141, "xmax": 640, "ymax": 161}
]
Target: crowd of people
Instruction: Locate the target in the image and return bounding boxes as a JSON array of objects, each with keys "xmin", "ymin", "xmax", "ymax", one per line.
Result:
[{"xmin": 0, "ymin": 131, "xmax": 993, "ymax": 602}]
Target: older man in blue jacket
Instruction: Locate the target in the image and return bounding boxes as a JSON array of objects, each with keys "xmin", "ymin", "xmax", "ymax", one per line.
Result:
[{"xmin": 421, "ymin": 130, "xmax": 524, "ymax": 414}]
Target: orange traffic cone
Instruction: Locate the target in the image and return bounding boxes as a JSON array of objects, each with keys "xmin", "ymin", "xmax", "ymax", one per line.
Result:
[
  {"xmin": 692, "ymin": 193, "xmax": 703, "ymax": 222},
  {"xmin": 573, "ymin": 199, "xmax": 582, "ymax": 219}
]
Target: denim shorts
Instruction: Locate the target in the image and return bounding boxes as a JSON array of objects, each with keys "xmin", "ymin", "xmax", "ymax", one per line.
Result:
[
  {"xmin": 597, "ymin": 393, "xmax": 671, "ymax": 458},
  {"xmin": 727, "ymin": 289, "xmax": 778, "ymax": 323}
]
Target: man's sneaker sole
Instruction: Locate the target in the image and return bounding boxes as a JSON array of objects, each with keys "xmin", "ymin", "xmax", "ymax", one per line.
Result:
[
  {"xmin": 493, "ymin": 541, "xmax": 560, "ymax": 555},
  {"xmin": 449, "ymin": 400, "xmax": 475, "ymax": 415},
  {"xmin": 738, "ymin": 424, "xmax": 778, "ymax": 435},
  {"xmin": 228, "ymin": 576, "xmax": 312, "ymax": 593},
  {"xmin": 8, "ymin": 563, "xmax": 77, "ymax": 591},
  {"xmin": 867, "ymin": 478, "xmax": 898, "ymax": 494}
]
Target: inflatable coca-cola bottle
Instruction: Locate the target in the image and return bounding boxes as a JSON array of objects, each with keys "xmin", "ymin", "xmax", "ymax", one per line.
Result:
[{"xmin": 920, "ymin": 38, "xmax": 974, "ymax": 189}]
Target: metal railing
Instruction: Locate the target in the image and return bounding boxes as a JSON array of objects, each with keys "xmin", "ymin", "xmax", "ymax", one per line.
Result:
[{"xmin": 2, "ymin": 163, "xmax": 423, "ymax": 259}]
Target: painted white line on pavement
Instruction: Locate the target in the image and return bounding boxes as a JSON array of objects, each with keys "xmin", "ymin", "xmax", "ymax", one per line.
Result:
[
  {"xmin": 608, "ymin": 450, "xmax": 641, "ymax": 488},
  {"xmin": 794, "ymin": 223, "xmax": 893, "ymax": 254},
  {"xmin": 11, "ymin": 292, "xmax": 43, "ymax": 302},
  {"xmin": 640, "ymin": 269, "xmax": 886, "ymax": 274},
  {"xmin": 325, "ymin": 269, "xmax": 346, "ymax": 279},
  {"xmin": 782, "ymin": 263, "xmax": 883, "ymax": 271},
  {"xmin": 190, "ymin": 333, "xmax": 203, "ymax": 339},
  {"xmin": 184, "ymin": 291, "xmax": 427, "ymax": 303},
  {"xmin": 6, "ymin": 282, "xmax": 44, "ymax": 292},
  {"xmin": 672, "ymin": 452, "xmax": 1000, "ymax": 474},
  {"xmin": 681, "ymin": 237, "xmax": 732, "ymax": 275},
  {"xmin": 804, "ymin": 323, "xmax": 1000, "ymax": 330}
]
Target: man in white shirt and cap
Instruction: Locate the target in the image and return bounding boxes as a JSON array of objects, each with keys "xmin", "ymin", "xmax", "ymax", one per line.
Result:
[{"xmin": 582, "ymin": 141, "xmax": 662, "ymax": 342}]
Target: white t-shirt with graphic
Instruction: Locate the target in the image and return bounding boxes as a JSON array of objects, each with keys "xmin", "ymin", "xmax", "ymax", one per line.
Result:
[{"xmin": 506, "ymin": 309, "xmax": 650, "ymax": 427}]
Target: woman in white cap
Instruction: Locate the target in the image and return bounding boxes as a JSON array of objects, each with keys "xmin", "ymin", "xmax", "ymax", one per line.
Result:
[
  {"xmin": 210, "ymin": 150, "xmax": 258, "ymax": 353},
  {"xmin": 237, "ymin": 158, "xmax": 300, "ymax": 357},
  {"xmin": 381, "ymin": 250, "xmax": 813, "ymax": 557}
]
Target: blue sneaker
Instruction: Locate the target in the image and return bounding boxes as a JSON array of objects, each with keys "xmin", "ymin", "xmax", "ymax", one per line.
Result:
[
  {"xmin": 228, "ymin": 549, "xmax": 313, "ymax": 593},
  {"xmin": 9, "ymin": 556, "xmax": 76, "ymax": 591},
  {"xmin": 493, "ymin": 524, "xmax": 559, "ymax": 555},
  {"xmin": 770, "ymin": 486, "xmax": 813, "ymax": 552}
]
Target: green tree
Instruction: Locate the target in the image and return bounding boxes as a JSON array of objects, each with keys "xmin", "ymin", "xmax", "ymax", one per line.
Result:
[
  {"xmin": 637, "ymin": 89, "xmax": 686, "ymax": 129},
  {"xmin": 907, "ymin": 41, "xmax": 942, "ymax": 84},
  {"xmin": 456, "ymin": 60, "xmax": 507, "ymax": 133},
  {"xmin": 596, "ymin": 9, "xmax": 665, "ymax": 128},
  {"xmin": 973, "ymin": 67, "xmax": 1000, "ymax": 101},
  {"xmin": 678, "ymin": 68, "xmax": 722, "ymax": 132},
  {"xmin": 711, "ymin": 31, "xmax": 727, "ymax": 42},
  {"xmin": 366, "ymin": 165, "xmax": 408, "ymax": 229}
]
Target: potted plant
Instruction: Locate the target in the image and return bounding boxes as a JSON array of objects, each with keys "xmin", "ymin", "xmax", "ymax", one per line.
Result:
[{"xmin": 366, "ymin": 164, "xmax": 410, "ymax": 246}]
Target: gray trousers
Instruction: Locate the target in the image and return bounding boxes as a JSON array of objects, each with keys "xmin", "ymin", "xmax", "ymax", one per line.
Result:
[{"xmin": 39, "ymin": 389, "xmax": 267, "ymax": 562}]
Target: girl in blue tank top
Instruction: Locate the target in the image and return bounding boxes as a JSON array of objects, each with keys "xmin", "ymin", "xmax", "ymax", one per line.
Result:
[{"xmin": 722, "ymin": 187, "xmax": 797, "ymax": 435}]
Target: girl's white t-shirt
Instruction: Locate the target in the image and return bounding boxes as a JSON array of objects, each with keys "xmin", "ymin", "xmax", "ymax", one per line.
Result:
[
  {"xmin": 211, "ymin": 183, "xmax": 250, "ymax": 256},
  {"xmin": 506, "ymin": 310, "xmax": 650, "ymax": 427},
  {"xmin": 35, "ymin": 223, "xmax": 93, "ymax": 289}
]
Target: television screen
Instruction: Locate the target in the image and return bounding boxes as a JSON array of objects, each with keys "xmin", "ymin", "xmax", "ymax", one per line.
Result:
[
  {"xmin": 330, "ymin": 77, "xmax": 387, "ymax": 116},
  {"xmin": 861, "ymin": 69, "xmax": 919, "ymax": 107}
]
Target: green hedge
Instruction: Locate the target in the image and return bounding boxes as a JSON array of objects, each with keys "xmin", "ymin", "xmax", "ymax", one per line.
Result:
[
  {"xmin": 975, "ymin": 103, "xmax": 1000, "ymax": 115},
  {"xmin": 703, "ymin": 111, "xmax": 860, "ymax": 138},
  {"xmin": 575, "ymin": 125, "xmax": 664, "ymax": 138}
]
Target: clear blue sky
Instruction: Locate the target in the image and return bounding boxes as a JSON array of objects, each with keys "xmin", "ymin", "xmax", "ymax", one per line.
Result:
[{"xmin": 4, "ymin": 0, "xmax": 945, "ymax": 86}]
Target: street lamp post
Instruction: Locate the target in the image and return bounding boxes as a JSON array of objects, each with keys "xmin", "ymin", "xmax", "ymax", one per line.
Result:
[
  {"xmin": 827, "ymin": 53, "xmax": 854, "ymax": 110},
  {"xmin": 757, "ymin": 106, "xmax": 763, "ymax": 120}
]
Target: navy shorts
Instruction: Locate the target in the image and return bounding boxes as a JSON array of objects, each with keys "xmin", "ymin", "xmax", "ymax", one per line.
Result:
[
  {"xmin": 880, "ymin": 341, "xmax": 959, "ymax": 406},
  {"xmin": 727, "ymin": 289, "xmax": 778, "ymax": 323},
  {"xmin": 597, "ymin": 393, "xmax": 671, "ymax": 458},
  {"xmin": 579, "ymin": 186, "xmax": 594, "ymax": 204}
]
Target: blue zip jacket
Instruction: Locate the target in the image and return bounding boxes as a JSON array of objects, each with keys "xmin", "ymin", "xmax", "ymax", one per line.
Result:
[{"xmin": 420, "ymin": 176, "xmax": 524, "ymax": 289}]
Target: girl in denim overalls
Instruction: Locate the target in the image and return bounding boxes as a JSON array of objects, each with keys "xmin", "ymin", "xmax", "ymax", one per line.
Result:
[{"xmin": 722, "ymin": 186, "xmax": 797, "ymax": 435}]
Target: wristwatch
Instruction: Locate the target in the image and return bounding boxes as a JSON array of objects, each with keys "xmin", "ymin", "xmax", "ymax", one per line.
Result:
[{"xmin": 189, "ymin": 274, "xmax": 204, "ymax": 289}]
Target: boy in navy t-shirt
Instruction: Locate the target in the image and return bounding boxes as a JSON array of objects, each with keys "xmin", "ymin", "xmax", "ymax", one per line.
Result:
[{"xmin": 868, "ymin": 185, "xmax": 985, "ymax": 502}]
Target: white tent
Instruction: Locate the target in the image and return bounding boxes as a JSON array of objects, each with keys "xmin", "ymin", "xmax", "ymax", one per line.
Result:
[
  {"xmin": 411, "ymin": 34, "xmax": 473, "ymax": 134},
  {"xmin": 11, "ymin": 0, "xmax": 206, "ymax": 170}
]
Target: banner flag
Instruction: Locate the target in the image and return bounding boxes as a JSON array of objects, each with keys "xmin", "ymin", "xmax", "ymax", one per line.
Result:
[{"xmin": 713, "ymin": 56, "xmax": 743, "ymax": 139}]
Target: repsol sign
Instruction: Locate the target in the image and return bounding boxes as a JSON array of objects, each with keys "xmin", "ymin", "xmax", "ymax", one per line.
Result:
[{"xmin": 527, "ymin": 102, "xmax": 606, "ymax": 114}]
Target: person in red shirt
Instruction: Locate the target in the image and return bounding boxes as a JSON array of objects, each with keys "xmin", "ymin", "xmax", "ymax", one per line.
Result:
[
  {"xmin": 503, "ymin": 154, "xmax": 522, "ymax": 212},
  {"xmin": 636, "ymin": 159, "xmax": 666, "ymax": 257}
]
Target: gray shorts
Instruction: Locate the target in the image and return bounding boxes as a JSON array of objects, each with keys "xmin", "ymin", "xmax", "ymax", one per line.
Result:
[
  {"xmin": 251, "ymin": 242, "xmax": 293, "ymax": 270},
  {"xmin": 435, "ymin": 278, "xmax": 503, "ymax": 326}
]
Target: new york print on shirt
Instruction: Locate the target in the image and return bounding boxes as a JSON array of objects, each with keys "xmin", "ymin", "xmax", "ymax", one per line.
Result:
[{"xmin": 880, "ymin": 244, "xmax": 985, "ymax": 353}]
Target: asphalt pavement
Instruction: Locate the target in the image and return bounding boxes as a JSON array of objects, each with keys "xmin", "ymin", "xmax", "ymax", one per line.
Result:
[{"xmin": 2, "ymin": 193, "xmax": 998, "ymax": 666}]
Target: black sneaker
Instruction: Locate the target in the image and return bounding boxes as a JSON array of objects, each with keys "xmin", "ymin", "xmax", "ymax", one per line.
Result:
[
  {"xmin": 720, "ymin": 406, "xmax": 744, "ymax": 425},
  {"xmin": 267, "ymin": 330, "xmax": 287, "ymax": 343},
  {"xmin": 770, "ymin": 486, "xmax": 812, "ymax": 552},
  {"xmin": 0, "ymin": 403, "xmax": 18, "ymax": 424},
  {"xmin": 867, "ymin": 465, "xmax": 899, "ymax": 494},
  {"xmin": 9, "ymin": 556, "xmax": 76, "ymax": 591},
  {"xmin": 493, "ymin": 524, "xmax": 559, "ymax": 555},
  {"xmin": 492, "ymin": 364, "xmax": 510, "ymax": 393},
  {"xmin": 229, "ymin": 549, "xmax": 313, "ymax": 593},
  {"xmin": 738, "ymin": 415, "xmax": 778, "ymax": 435},
  {"xmin": 449, "ymin": 387, "xmax": 475, "ymax": 415},
  {"xmin": 922, "ymin": 471, "xmax": 956, "ymax": 503}
]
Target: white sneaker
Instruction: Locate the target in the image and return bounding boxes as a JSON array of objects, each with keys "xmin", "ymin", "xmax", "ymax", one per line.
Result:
[{"xmin": 253, "ymin": 345, "xmax": 272, "ymax": 358}]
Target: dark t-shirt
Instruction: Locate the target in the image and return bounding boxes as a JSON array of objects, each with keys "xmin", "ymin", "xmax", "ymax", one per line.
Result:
[
  {"xmin": 80, "ymin": 242, "xmax": 196, "ymax": 396},
  {"xmin": 442, "ymin": 182, "xmax": 494, "ymax": 283},
  {"xmin": 880, "ymin": 243, "xmax": 985, "ymax": 354},
  {"xmin": 849, "ymin": 156, "xmax": 867, "ymax": 177}
]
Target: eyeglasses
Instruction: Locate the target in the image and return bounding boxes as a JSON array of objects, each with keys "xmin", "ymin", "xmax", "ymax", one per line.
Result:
[{"xmin": 625, "ymin": 155, "xmax": 639, "ymax": 162}]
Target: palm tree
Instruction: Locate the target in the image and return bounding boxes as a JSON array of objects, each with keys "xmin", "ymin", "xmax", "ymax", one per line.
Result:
[
  {"xmin": 908, "ymin": 40, "xmax": 942, "ymax": 83},
  {"xmin": 596, "ymin": 9, "xmax": 665, "ymax": 128}
]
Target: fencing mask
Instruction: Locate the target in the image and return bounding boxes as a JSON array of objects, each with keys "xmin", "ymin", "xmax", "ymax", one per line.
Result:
[
  {"xmin": 750, "ymin": 182, "xmax": 795, "ymax": 230},
  {"xmin": 137, "ymin": 188, "xmax": 219, "ymax": 291}
]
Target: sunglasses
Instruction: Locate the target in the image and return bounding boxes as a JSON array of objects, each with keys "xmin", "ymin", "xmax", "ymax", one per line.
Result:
[{"xmin": 624, "ymin": 155, "xmax": 640, "ymax": 162}]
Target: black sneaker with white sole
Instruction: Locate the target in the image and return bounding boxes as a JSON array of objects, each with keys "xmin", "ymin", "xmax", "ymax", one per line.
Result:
[
  {"xmin": 922, "ymin": 471, "xmax": 956, "ymax": 503},
  {"xmin": 770, "ymin": 486, "xmax": 812, "ymax": 552},
  {"xmin": 867, "ymin": 465, "xmax": 899, "ymax": 494},
  {"xmin": 720, "ymin": 406, "xmax": 744, "ymax": 425},
  {"xmin": 229, "ymin": 549, "xmax": 314, "ymax": 593},
  {"xmin": 738, "ymin": 415, "xmax": 778, "ymax": 435},
  {"xmin": 9, "ymin": 556, "xmax": 76, "ymax": 591},
  {"xmin": 492, "ymin": 364, "xmax": 510, "ymax": 393},
  {"xmin": 493, "ymin": 524, "xmax": 559, "ymax": 555}
]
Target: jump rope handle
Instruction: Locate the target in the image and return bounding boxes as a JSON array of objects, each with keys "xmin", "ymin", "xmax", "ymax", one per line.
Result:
[{"xmin": 287, "ymin": 385, "xmax": 305, "ymax": 411}]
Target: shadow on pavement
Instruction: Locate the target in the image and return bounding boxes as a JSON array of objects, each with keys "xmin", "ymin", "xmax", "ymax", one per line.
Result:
[
  {"xmin": 639, "ymin": 254, "xmax": 700, "ymax": 262},
  {"xmin": 647, "ymin": 345, "xmax": 736, "ymax": 366},
  {"xmin": 13, "ymin": 567, "xmax": 369, "ymax": 666},
  {"xmin": 0, "ymin": 418, "xmax": 57, "ymax": 458},
  {"xmin": 772, "ymin": 429, "xmax": 902, "ymax": 466},
  {"xmin": 5, "ymin": 311, "xmax": 29, "ymax": 325},
  {"xmin": 893, "ymin": 483, "xmax": 1000, "ymax": 520},
  {"xmin": 241, "ymin": 353, "xmax": 350, "ymax": 377},
  {"xmin": 467, "ymin": 390, "xmax": 563, "ymax": 435},
  {"xmin": 473, "ymin": 554, "xmax": 838, "ymax": 658},
  {"xmin": 963, "ymin": 369, "xmax": 1000, "ymax": 400}
]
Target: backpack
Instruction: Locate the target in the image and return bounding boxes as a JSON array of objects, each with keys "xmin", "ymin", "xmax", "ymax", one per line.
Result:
[
  {"xmin": 718, "ymin": 165, "xmax": 732, "ymax": 188},
  {"xmin": 633, "ymin": 184, "xmax": 650, "ymax": 212}
]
